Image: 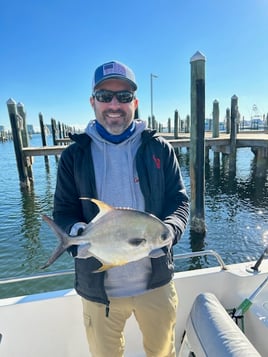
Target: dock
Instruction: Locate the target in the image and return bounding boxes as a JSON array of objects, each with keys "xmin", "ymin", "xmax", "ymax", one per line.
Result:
[
  {"xmin": 21, "ymin": 131, "xmax": 268, "ymax": 157},
  {"xmin": 167, "ymin": 131, "xmax": 268, "ymax": 149},
  {"xmin": 6, "ymin": 96, "xmax": 268, "ymax": 195}
]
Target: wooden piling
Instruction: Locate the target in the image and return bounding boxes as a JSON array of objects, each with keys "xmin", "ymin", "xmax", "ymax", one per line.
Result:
[
  {"xmin": 6, "ymin": 98, "xmax": 31, "ymax": 188},
  {"xmin": 190, "ymin": 51, "xmax": 206, "ymax": 234},
  {"xmin": 39, "ymin": 113, "xmax": 49, "ymax": 163},
  {"xmin": 17, "ymin": 102, "xmax": 33, "ymax": 180},
  {"xmin": 168, "ymin": 118, "xmax": 171, "ymax": 133},
  {"xmin": 212, "ymin": 100, "xmax": 220, "ymax": 167},
  {"xmin": 230, "ymin": 95, "xmax": 238, "ymax": 145},
  {"xmin": 226, "ymin": 108, "xmax": 230, "ymax": 134},
  {"xmin": 17, "ymin": 103, "xmax": 29, "ymax": 147},
  {"xmin": 180, "ymin": 120, "xmax": 184, "ymax": 133},
  {"xmin": 212, "ymin": 100, "xmax": 219, "ymax": 138},
  {"xmin": 229, "ymin": 95, "xmax": 238, "ymax": 173},
  {"xmin": 174, "ymin": 110, "xmax": 179, "ymax": 139},
  {"xmin": 51, "ymin": 118, "xmax": 57, "ymax": 145},
  {"xmin": 58, "ymin": 121, "xmax": 62, "ymax": 138},
  {"xmin": 152, "ymin": 115, "xmax": 157, "ymax": 130},
  {"xmin": 252, "ymin": 147, "xmax": 268, "ymax": 177},
  {"xmin": 185, "ymin": 115, "xmax": 190, "ymax": 133}
]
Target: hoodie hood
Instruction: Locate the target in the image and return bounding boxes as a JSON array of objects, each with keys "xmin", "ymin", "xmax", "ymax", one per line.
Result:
[{"xmin": 84, "ymin": 119, "xmax": 147, "ymax": 210}]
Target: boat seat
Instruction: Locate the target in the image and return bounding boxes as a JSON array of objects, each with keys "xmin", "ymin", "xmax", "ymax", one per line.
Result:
[{"xmin": 180, "ymin": 292, "xmax": 261, "ymax": 357}]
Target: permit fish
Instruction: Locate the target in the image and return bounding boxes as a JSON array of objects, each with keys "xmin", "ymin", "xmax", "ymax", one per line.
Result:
[{"xmin": 41, "ymin": 198, "xmax": 172, "ymax": 271}]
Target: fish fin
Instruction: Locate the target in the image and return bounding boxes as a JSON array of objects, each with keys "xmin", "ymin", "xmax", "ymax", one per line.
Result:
[
  {"xmin": 149, "ymin": 248, "xmax": 165, "ymax": 258},
  {"xmin": 41, "ymin": 215, "xmax": 71, "ymax": 269},
  {"xmin": 79, "ymin": 198, "xmax": 113, "ymax": 222},
  {"xmin": 90, "ymin": 198, "xmax": 113, "ymax": 213},
  {"xmin": 40, "ymin": 248, "xmax": 67, "ymax": 269},
  {"xmin": 92, "ymin": 261, "xmax": 128, "ymax": 273},
  {"xmin": 92, "ymin": 259, "xmax": 129, "ymax": 273},
  {"xmin": 92, "ymin": 264, "xmax": 117, "ymax": 273}
]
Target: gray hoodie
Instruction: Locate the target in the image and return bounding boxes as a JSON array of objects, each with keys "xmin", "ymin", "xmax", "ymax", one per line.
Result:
[{"xmin": 85, "ymin": 119, "xmax": 153, "ymax": 297}]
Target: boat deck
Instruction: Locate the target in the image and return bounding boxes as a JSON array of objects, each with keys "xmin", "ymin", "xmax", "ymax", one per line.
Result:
[{"xmin": 0, "ymin": 251, "xmax": 267, "ymax": 356}]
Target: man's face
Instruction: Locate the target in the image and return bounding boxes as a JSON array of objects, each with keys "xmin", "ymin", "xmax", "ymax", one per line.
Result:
[{"xmin": 90, "ymin": 79, "xmax": 138, "ymax": 135}]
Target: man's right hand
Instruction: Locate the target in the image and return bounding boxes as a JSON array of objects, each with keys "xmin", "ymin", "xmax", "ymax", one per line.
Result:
[
  {"xmin": 69, "ymin": 222, "xmax": 90, "ymax": 259},
  {"xmin": 69, "ymin": 222, "xmax": 87, "ymax": 236}
]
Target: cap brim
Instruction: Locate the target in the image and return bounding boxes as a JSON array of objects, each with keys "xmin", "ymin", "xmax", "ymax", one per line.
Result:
[{"xmin": 94, "ymin": 75, "xmax": 137, "ymax": 91}]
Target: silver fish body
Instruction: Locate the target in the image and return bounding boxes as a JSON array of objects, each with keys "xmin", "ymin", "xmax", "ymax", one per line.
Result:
[{"xmin": 41, "ymin": 199, "xmax": 172, "ymax": 271}]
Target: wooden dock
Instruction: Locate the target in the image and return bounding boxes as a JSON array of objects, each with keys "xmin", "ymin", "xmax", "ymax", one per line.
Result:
[
  {"xmin": 168, "ymin": 132, "xmax": 268, "ymax": 149},
  {"xmin": 21, "ymin": 131, "xmax": 268, "ymax": 157}
]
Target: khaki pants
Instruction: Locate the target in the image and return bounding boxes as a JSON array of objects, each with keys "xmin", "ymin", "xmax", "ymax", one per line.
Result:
[{"xmin": 82, "ymin": 281, "xmax": 178, "ymax": 357}]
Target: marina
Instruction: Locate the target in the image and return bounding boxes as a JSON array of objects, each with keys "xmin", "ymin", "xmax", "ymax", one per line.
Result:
[
  {"xmin": 0, "ymin": 134, "xmax": 267, "ymax": 293},
  {"xmin": 1, "ymin": 2, "xmax": 268, "ymax": 355}
]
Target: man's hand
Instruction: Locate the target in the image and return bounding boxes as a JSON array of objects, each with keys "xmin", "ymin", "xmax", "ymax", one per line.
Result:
[
  {"xmin": 69, "ymin": 222, "xmax": 87, "ymax": 237},
  {"xmin": 69, "ymin": 222, "xmax": 90, "ymax": 258}
]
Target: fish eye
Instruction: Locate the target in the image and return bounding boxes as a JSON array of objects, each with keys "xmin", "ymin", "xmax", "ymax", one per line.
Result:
[
  {"xmin": 128, "ymin": 238, "xmax": 146, "ymax": 246},
  {"xmin": 161, "ymin": 232, "xmax": 169, "ymax": 241}
]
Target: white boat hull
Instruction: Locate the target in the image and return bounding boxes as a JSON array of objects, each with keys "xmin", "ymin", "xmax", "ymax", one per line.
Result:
[{"xmin": 0, "ymin": 253, "xmax": 268, "ymax": 356}]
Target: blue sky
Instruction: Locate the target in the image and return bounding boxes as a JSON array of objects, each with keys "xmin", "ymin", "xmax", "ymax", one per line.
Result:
[{"xmin": 1, "ymin": 0, "xmax": 267, "ymax": 130}]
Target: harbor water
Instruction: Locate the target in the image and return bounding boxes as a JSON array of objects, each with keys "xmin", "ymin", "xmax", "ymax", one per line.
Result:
[{"xmin": 0, "ymin": 134, "xmax": 268, "ymax": 298}]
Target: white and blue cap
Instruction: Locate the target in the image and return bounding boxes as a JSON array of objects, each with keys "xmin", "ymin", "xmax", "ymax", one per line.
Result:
[{"xmin": 92, "ymin": 61, "xmax": 137, "ymax": 91}]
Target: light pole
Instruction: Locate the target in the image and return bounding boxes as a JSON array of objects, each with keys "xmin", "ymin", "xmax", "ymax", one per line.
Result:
[{"xmin": 150, "ymin": 73, "xmax": 158, "ymax": 126}]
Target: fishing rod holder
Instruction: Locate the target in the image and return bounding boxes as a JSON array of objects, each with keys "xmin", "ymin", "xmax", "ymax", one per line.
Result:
[{"xmin": 247, "ymin": 246, "xmax": 268, "ymax": 273}]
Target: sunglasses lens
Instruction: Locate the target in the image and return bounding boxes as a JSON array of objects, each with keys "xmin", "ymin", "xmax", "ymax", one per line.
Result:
[
  {"xmin": 94, "ymin": 91, "xmax": 113, "ymax": 102},
  {"xmin": 94, "ymin": 90, "xmax": 134, "ymax": 103},
  {"xmin": 116, "ymin": 91, "xmax": 134, "ymax": 103}
]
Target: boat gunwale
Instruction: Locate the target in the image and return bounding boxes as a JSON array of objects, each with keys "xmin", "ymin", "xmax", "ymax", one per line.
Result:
[{"xmin": 1, "ymin": 249, "xmax": 267, "ymax": 288}]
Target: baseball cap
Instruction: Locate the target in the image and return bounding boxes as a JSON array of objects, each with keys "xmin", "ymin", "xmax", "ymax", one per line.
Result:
[{"xmin": 92, "ymin": 61, "xmax": 137, "ymax": 91}]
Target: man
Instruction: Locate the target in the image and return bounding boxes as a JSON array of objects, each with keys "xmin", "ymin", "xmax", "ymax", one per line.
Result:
[{"xmin": 53, "ymin": 60, "xmax": 189, "ymax": 356}]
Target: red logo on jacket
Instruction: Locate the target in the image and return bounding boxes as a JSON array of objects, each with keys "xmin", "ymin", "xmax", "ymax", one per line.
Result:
[{"xmin": 153, "ymin": 155, "xmax": 161, "ymax": 169}]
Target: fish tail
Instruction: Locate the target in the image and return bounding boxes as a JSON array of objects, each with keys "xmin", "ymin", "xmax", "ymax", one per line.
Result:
[{"xmin": 41, "ymin": 215, "xmax": 71, "ymax": 269}]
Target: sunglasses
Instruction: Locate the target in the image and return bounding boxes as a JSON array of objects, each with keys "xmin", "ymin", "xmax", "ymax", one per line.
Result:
[{"xmin": 92, "ymin": 90, "xmax": 135, "ymax": 103}]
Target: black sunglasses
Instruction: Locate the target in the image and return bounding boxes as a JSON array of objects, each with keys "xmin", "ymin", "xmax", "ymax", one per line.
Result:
[{"xmin": 92, "ymin": 90, "xmax": 135, "ymax": 103}]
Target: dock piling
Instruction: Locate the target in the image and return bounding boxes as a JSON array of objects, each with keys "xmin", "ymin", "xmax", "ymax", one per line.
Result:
[
  {"xmin": 6, "ymin": 99, "xmax": 31, "ymax": 188},
  {"xmin": 212, "ymin": 100, "xmax": 220, "ymax": 138},
  {"xmin": 39, "ymin": 113, "xmax": 49, "ymax": 163},
  {"xmin": 229, "ymin": 95, "xmax": 238, "ymax": 173},
  {"xmin": 17, "ymin": 102, "xmax": 33, "ymax": 180},
  {"xmin": 174, "ymin": 110, "xmax": 179, "ymax": 139},
  {"xmin": 190, "ymin": 51, "xmax": 206, "ymax": 234}
]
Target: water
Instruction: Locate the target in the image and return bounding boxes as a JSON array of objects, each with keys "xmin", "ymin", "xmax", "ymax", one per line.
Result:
[{"xmin": 1, "ymin": 135, "xmax": 268, "ymax": 298}]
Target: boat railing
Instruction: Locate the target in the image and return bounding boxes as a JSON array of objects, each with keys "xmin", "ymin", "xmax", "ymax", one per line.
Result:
[
  {"xmin": 0, "ymin": 269, "xmax": 75, "ymax": 285},
  {"xmin": 0, "ymin": 250, "xmax": 227, "ymax": 286},
  {"xmin": 173, "ymin": 249, "xmax": 227, "ymax": 270}
]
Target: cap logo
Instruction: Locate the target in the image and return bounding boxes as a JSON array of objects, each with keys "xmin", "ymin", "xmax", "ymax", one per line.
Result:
[
  {"xmin": 103, "ymin": 62, "xmax": 126, "ymax": 76},
  {"xmin": 93, "ymin": 61, "xmax": 137, "ymax": 90}
]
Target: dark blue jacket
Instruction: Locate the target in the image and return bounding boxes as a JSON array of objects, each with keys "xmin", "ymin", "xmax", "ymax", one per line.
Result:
[{"xmin": 53, "ymin": 129, "xmax": 189, "ymax": 307}]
